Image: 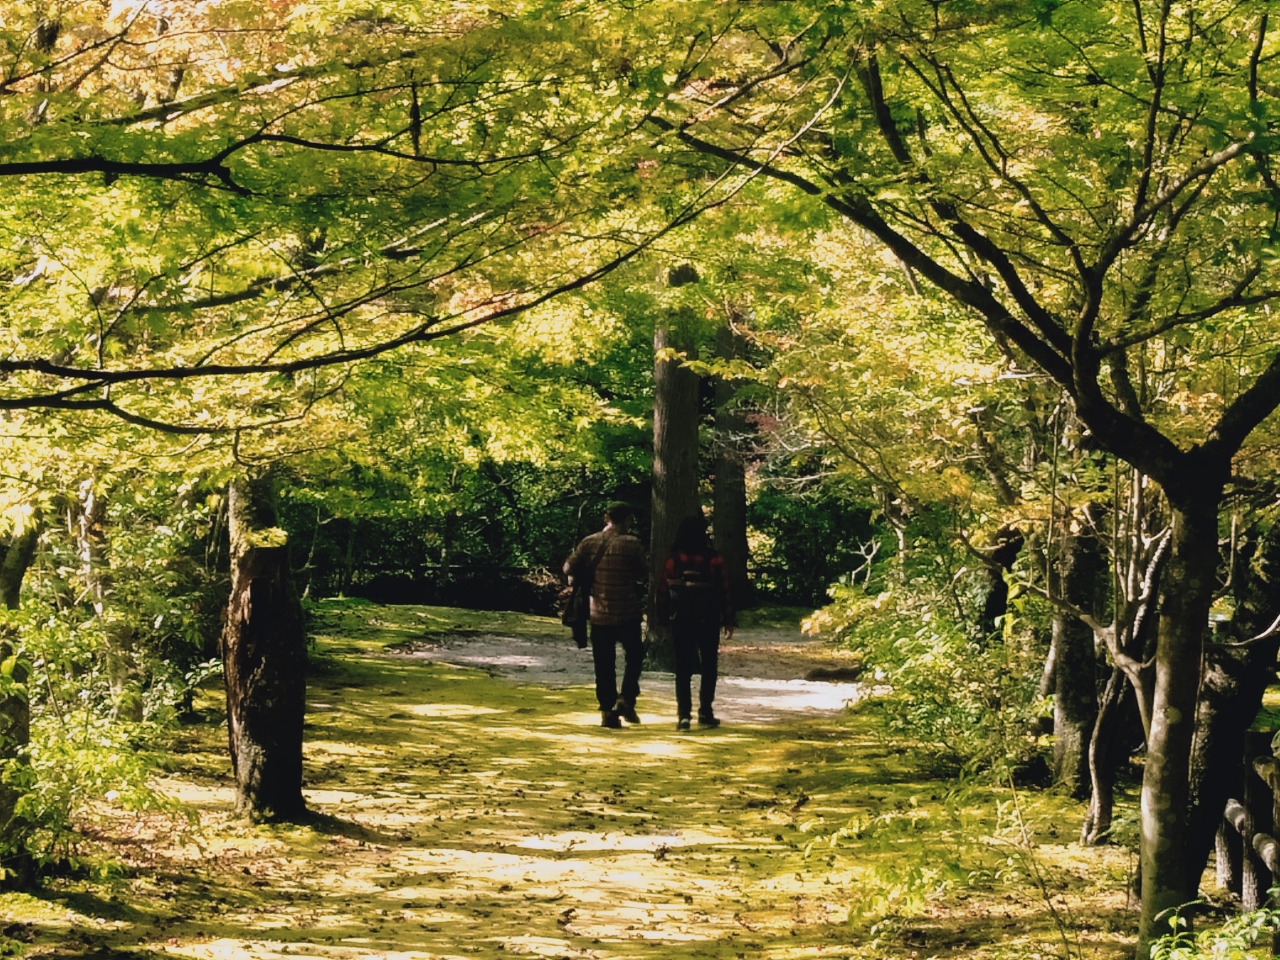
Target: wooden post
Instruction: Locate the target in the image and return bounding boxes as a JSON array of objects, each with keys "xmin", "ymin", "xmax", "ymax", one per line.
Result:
[
  {"xmin": 1241, "ymin": 732, "xmax": 1274, "ymax": 909},
  {"xmin": 1217, "ymin": 817, "xmax": 1242, "ymax": 896},
  {"xmin": 1253, "ymin": 750, "xmax": 1280, "ymax": 954},
  {"xmin": 1223, "ymin": 797, "xmax": 1262, "ymax": 906},
  {"xmin": 1241, "ymin": 782, "xmax": 1265, "ymax": 910}
]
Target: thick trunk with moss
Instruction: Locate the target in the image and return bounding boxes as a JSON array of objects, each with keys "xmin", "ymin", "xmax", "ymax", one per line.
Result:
[
  {"xmin": 647, "ymin": 264, "xmax": 702, "ymax": 669},
  {"xmin": 712, "ymin": 323, "xmax": 752, "ymax": 612},
  {"xmin": 1138, "ymin": 495, "xmax": 1220, "ymax": 952},
  {"xmin": 221, "ymin": 471, "xmax": 307, "ymax": 821}
]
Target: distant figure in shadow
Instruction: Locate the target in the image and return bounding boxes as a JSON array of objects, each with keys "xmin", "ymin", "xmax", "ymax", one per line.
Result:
[
  {"xmin": 658, "ymin": 514, "xmax": 735, "ymax": 731},
  {"xmin": 564, "ymin": 502, "xmax": 648, "ymax": 728}
]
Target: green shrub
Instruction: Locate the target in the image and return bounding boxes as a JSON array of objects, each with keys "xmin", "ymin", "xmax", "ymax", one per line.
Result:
[
  {"xmin": 0, "ymin": 604, "xmax": 191, "ymax": 870},
  {"xmin": 1150, "ymin": 905, "xmax": 1280, "ymax": 959},
  {"xmin": 808, "ymin": 576, "xmax": 1045, "ymax": 778}
]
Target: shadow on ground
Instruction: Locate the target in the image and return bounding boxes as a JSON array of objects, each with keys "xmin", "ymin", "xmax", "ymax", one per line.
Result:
[{"xmin": 0, "ymin": 604, "xmax": 1136, "ymax": 959}]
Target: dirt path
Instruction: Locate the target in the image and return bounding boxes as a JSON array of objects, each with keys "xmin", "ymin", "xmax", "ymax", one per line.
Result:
[
  {"xmin": 392, "ymin": 620, "xmax": 869, "ymax": 724},
  {"xmin": 0, "ymin": 604, "xmax": 1131, "ymax": 960}
]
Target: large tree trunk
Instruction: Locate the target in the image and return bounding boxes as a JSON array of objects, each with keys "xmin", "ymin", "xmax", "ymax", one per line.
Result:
[
  {"xmin": 221, "ymin": 470, "xmax": 307, "ymax": 822},
  {"xmin": 712, "ymin": 322, "xmax": 753, "ymax": 612},
  {"xmin": 1053, "ymin": 520, "xmax": 1103, "ymax": 797},
  {"xmin": 1180, "ymin": 642, "xmax": 1279, "ymax": 900},
  {"xmin": 1180, "ymin": 521, "xmax": 1280, "ymax": 901},
  {"xmin": 1138, "ymin": 494, "xmax": 1221, "ymax": 953},
  {"xmin": 647, "ymin": 264, "xmax": 702, "ymax": 669}
]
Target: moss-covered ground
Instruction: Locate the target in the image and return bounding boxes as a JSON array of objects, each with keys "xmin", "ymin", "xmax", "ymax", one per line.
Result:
[{"xmin": 0, "ymin": 603, "xmax": 1139, "ymax": 959}]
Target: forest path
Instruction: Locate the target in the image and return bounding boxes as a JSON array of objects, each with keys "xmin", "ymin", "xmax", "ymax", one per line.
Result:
[
  {"xmin": 389, "ymin": 607, "xmax": 868, "ymax": 723},
  {"xmin": 10, "ymin": 604, "xmax": 1130, "ymax": 960}
]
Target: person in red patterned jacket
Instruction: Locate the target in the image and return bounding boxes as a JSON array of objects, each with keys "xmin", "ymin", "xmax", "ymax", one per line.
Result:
[
  {"xmin": 657, "ymin": 513, "xmax": 735, "ymax": 730},
  {"xmin": 564, "ymin": 502, "xmax": 648, "ymax": 728}
]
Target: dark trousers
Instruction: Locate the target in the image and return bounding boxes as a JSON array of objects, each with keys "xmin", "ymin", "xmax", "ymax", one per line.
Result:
[
  {"xmin": 591, "ymin": 619, "xmax": 643, "ymax": 711},
  {"xmin": 674, "ymin": 620, "xmax": 720, "ymax": 719}
]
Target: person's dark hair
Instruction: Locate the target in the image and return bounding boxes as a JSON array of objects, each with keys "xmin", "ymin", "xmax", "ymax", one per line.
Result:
[
  {"xmin": 671, "ymin": 513, "xmax": 711, "ymax": 555},
  {"xmin": 604, "ymin": 501, "xmax": 634, "ymax": 526}
]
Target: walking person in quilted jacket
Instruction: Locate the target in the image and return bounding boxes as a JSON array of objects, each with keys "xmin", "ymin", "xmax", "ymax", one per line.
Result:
[{"xmin": 657, "ymin": 513, "xmax": 735, "ymax": 730}]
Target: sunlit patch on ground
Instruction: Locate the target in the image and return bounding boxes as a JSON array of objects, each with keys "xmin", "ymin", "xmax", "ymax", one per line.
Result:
[
  {"xmin": 405, "ymin": 704, "xmax": 505, "ymax": 718},
  {"xmin": 3, "ymin": 604, "xmax": 1139, "ymax": 959}
]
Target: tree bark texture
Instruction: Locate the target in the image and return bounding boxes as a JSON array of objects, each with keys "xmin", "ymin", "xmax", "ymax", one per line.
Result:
[
  {"xmin": 979, "ymin": 526, "xmax": 1024, "ymax": 639},
  {"xmin": 221, "ymin": 471, "xmax": 308, "ymax": 821},
  {"xmin": 647, "ymin": 265, "xmax": 702, "ymax": 669},
  {"xmin": 1216, "ymin": 817, "xmax": 1242, "ymax": 897},
  {"xmin": 1053, "ymin": 522, "xmax": 1103, "ymax": 797},
  {"xmin": 1080, "ymin": 668, "xmax": 1126, "ymax": 844},
  {"xmin": 712, "ymin": 323, "xmax": 753, "ymax": 612},
  {"xmin": 1180, "ymin": 522, "xmax": 1280, "ymax": 901},
  {"xmin": 76, "ymin": 485, "xmax": 143, "ymax": 719},
  {"xmin": 0, "ymin": 528, "xmax": 36, "ymax": 880},
  {"xmin": 0, "ymin": 529, "xmax": 37, "ymax": 611},
  {"xmin": 340, "ymin": 518, "xmax": 359, "ymax": 596},
  {"xmin": 1138, "ymin": 495, "xmax": 1221, "ymax": 949}
]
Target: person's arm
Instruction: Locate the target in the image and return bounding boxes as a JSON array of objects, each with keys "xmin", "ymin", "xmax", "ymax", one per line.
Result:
[{"xmin": 564, "ymin": 538, "xmax": 586, "ymax": 579}]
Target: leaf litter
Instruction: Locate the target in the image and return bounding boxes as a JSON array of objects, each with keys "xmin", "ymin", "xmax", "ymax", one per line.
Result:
[{"xmin": 0, "ymin": 604, "xmax": 1137, "ymax": 959}]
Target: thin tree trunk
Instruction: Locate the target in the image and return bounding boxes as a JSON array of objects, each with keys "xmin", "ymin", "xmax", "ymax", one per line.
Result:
[
  {"xmin": 979, "ymin": 526, "xmax": 1024, "ymax": 640},
  {"xmin": 1080, "ymin": 667, "xmax": 1126, "ymax": 844},
  {"xmin": 341, "ymin": 518, "xmax": 358, "ymax": 596},
  {"xmin": 75, "ymin": 484, "xmax": 142, "ymax": 720},
  {"xmin": 647, "ymin": 264, "xmax": 702, "ymax": 669},
  {"xmin": 221, "ymin": 470, "xmax": 307, "ymax": 821},
  {"xmin": 712, "ymin": 323, "xmax": 753, "ymax": 612},
  {"xmin": 1053, "ymin": 521, "xmax": 1102, "ymax": 797},
  {"xmin": 0, "ymin": 529, "xmax": 37, "ymax": 611},
  {"xmin": 1138, "ymin": 495, "xmax": 1220, "ymax": 953},
  {"xmin": 0, "ymin": 526, "xmax": 36, "ymax": 882}
]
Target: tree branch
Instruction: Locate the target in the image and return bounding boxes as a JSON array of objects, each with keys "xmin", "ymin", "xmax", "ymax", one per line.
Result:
[
  {"xmin": 1208, "ymin": 351, "xmax": 1280, "ymax": 458},
  {"xmin": 647, "ymin": 114, "xmax": 1077, "ymax": 386},
  {"xmin": 0, "ymin": 155, "xmax": 249, "ymax": 193}
]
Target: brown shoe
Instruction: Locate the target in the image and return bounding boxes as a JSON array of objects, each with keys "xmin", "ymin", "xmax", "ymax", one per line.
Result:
[
  {"xmin": 614, "ymin": 698, "xmax": 641, "ymax": 724},
  {"xmin": 601, "ymin": 711, "xmax": 622, "ymax": 729}
]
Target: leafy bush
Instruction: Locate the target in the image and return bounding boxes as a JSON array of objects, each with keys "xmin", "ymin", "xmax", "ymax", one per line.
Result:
[
  {"xmin": 0, "ymin": 603, "xmax": 191, "ymax": 868},
  {"xmin": 808, "ymin": 570, "xmax": 1045, "ymax": 778},
  {"xmin": 0, "ymin": 476, "xmax": 222, "ymax": 871},
  {"xmin": 1150, "ymin": 905, "xmax": 1280, "ymax": 959}
]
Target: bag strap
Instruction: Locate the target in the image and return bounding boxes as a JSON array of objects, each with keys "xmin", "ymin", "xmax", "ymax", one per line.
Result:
[{"xmin": 581, "ymin": 532, "xmax": 614, "ymax": 582}]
